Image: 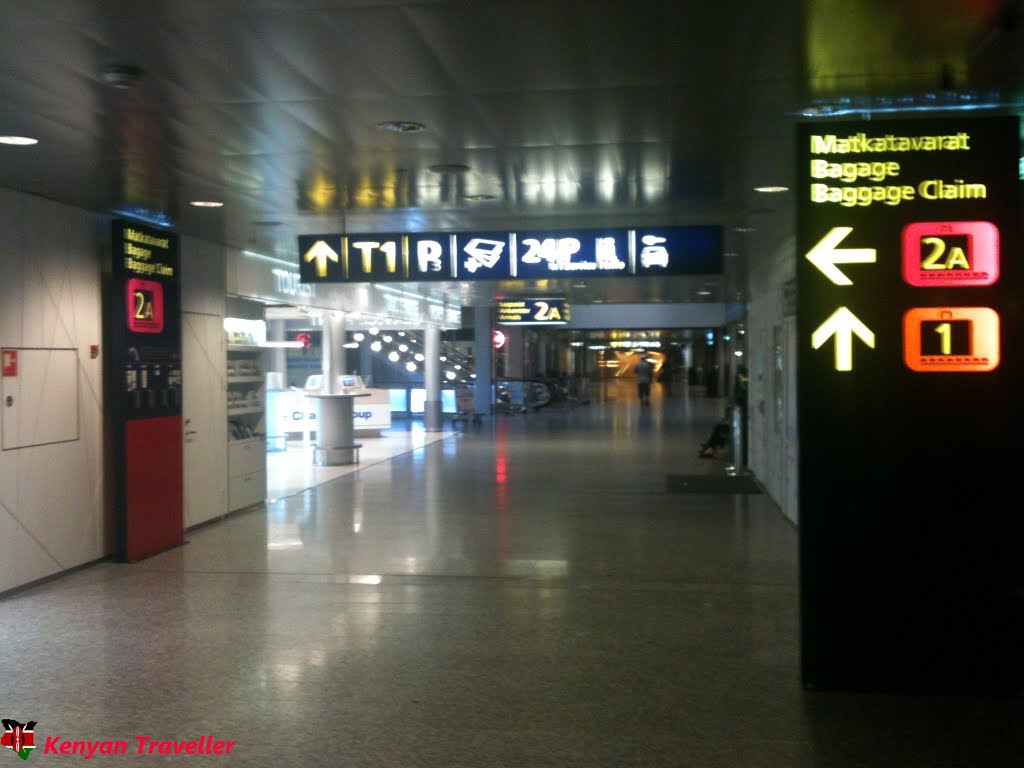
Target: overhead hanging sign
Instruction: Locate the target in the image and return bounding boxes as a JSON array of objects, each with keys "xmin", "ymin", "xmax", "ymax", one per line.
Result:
[
  {"xmin": 297, "ymin": 225, "xmax": 722, "ymax": 283},
  {"xmin": 496, "ymin": 298, "xmax": 570, "ymax": 325}
]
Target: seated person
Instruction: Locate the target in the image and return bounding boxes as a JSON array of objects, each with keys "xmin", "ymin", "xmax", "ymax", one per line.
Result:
[{"xmin": 699, "ymin": 412, "xmax": 732, "ymax": 458}]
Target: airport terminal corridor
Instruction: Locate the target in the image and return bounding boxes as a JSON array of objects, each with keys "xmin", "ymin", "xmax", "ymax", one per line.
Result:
[{"xmin": 2, "ymin": 383, "xmax": 1022, "ymax": 767}]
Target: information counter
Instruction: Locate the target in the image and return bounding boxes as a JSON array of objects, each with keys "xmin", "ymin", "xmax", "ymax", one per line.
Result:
[{"xmin": 352, "ymin": 388, "xmax": 392, "ymax": 435}]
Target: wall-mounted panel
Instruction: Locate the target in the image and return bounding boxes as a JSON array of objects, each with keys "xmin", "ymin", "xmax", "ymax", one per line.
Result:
[{"xmin": 1, "ymin": 348, "xmax": 79, "ymax": 450}]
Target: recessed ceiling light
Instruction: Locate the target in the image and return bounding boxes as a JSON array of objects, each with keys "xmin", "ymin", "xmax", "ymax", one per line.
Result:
[
  {"xmin": 754, "ymin": 186, "xmax": 789, "ymax": 193},
  {"xmin": 100, "ymin": 63, "xmax": 144, "ymax": 89},
  {"xmin": 376, "ymin": 120, "xmax": 426, "ymax": 134},
  {"xmin": 429, "ymin": 163, "xmax": 470, "ymax": 174},
  {"xmin": 190, "ymin": 200, "xmax": 223, "ymax": 208},
  {"xmin": 0, "ymin": 136, "xmax": 38, "ymax": 145}
]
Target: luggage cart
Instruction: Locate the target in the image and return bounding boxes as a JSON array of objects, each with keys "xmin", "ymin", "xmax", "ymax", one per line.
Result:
[
  {"xmin": 494, "ymin": 379, "xmax": 553, "ymax": 414},
  {"xmin": 451, "ymin": 383, "xmax": 482, "ymax": 426},
  {"xmin": 494, "ymin": 380, "xmax": 527, "ymax": 415}
]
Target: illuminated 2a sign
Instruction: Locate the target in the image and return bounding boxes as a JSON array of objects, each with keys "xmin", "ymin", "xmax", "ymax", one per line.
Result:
[
  {"xmin": 496, "ymin": 298, "xmax": 570, "ymax": 325},
  {"xmin": 126, "ymin": 278, "xmax": 164, "ymax": 333},
  {"xmin": 902, "ymin": 221, "xmax": 999, "ymax": 287}
]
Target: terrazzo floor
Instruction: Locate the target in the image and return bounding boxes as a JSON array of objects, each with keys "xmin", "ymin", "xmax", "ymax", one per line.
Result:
[{"xmin": 3, "ymin": 382, "xmax": 1022, "ymax": 767}]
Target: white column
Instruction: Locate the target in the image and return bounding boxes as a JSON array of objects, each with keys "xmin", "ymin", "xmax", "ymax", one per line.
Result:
[
  {"xmin": 321, "ymin": 311, "xmax": 346, "ymax": 394},
  {"xmin": 268, "ymin": 319, "xmax": 287, "ymax": 385},
  {"xmin": 473, "ymin": 305, "xmax": 493, "ymax": 415},
  {"xmin": 424, "ymin": 324, "xmax": 442, "ymax": 431}
]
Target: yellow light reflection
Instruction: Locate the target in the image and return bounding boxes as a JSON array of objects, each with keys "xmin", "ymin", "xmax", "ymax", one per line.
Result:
[
  {"xmin": 305, "ymin": 170, "xmax": 337, "ymax": 211},
  {"xmin": 805, "ymin": 0, "xmax": 999, "ymax": 97},
  {"xmin": 347, "ymin": 574, "xmax": 383, "ymax": 585}
]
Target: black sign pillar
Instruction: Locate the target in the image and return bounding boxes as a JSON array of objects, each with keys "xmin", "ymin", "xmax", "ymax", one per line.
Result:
[
  {"xmin": 796, "ymin": 116, "xmax": 1022, "ymax": 694},
  {"xmin": 106, "ymin": 220, "xmax": 184, "ymax": 561}
]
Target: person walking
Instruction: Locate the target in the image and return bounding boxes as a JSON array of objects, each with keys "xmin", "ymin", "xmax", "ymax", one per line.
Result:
[{"xmin": 635, "ymin": 352, "xmax": 654, "ymax": 407}]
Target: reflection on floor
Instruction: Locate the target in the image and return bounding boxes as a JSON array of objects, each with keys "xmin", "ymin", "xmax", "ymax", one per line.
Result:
[
  {"xmin": 2, "ymin": 381, "xmax": 1022, "ymax": 767},
  {"xmin": 265, "ymin": 421, "xmax": 455, "ymax": 501}
]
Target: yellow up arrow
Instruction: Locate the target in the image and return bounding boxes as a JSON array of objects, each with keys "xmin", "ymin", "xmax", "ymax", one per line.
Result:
[
  {"xmin": 303, "ymin": 239, "xmax": 339, "ymax": 278},
  {"xmin": 806, "ymin": 227, "xmax": 876, "ymax": 285},
  {"xmin": 811, "ymin": 306, "xmax": 875, "ymax": 371}
]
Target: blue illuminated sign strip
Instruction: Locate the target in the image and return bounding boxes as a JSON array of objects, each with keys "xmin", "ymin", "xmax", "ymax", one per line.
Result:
[{"xmin": 298, "ymin": 225, "xmax": 722, "ymax": 283}]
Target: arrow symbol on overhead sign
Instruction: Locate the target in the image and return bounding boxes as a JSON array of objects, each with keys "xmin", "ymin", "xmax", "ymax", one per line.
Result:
[
  {"xmin": 805, "ymin": 227, "xmax": 876, "ymax": 285},
  {"xmin": 811, "ymin": 306, "xmax": 875, "ymax": 372},
  {"xmin": 303, "ymin": 239, "xmax": 339, "ymax": 278}
]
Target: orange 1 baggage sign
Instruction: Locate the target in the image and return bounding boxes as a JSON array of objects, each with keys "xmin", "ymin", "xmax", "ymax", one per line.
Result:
[{"xmin": 901, "ymin": 306, "xmax": 1000, "ymax": 372}]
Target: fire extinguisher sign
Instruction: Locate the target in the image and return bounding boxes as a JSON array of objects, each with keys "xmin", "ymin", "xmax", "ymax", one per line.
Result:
[{"xmin": 2, "ymin": 349, "xmax": 17, "ymax": 377}]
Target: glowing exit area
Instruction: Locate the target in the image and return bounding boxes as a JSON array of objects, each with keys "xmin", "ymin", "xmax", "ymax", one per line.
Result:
[{"xmin": 902, "ymin": 307, "xmax": 1000, "ymax": 372}]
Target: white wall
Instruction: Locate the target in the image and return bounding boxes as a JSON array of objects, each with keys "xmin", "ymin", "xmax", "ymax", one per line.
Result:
[
  {"xmin": 181, "ymin": 236, "xmax": 228, "ymax": 528},
  {"xmin": 0, "ymin": 190, "xmax": 106, "ymax": 593},
  {"xmin": 746, "ymin": 231, "xmax": 799, "ymax": 525},
  {"xmin": 568, "ymin": 302, "xmax": 727, "ymax": 330},
  {"xmin": 0, "ymin": 191, "xmax": 237, "ymax": 593}
]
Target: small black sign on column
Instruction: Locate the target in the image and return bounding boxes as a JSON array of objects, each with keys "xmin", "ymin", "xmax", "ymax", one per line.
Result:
[{"xmin": 106, "ymin": 220, "xmax": 184, "ymax": 561}]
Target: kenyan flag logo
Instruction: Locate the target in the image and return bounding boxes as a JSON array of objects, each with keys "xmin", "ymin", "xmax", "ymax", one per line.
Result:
[{"xmin": 1, "ymin": 720, "xmax": 35, "ymax": 761}]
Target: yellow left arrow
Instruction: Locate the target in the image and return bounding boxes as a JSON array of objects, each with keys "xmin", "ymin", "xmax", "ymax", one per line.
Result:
[
  {"xmin": 805, "ymin": 227, "xmax": 876, "ymax": 285},
  {"xmin": 811, "ymin": 306, "xmax": 875, "ymax": 371},
  {"xmin": 303, "ymin": 239, "xmax": 339, "ymax": 278}
]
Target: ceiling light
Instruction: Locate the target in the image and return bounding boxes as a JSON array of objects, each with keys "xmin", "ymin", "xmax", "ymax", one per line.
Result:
[
  {"xmin": 388, "ymin": 352, "xmax": 400, "ymax": 362},
  {"xmin": 463, "ymin": 194, "xmax": 496, "ymax": 202},
  {"xmin": 190, "ymin": 200, "xmax": 223, "ymax": 208},
  {"xmin": 376, "ymin": 120, "xmax": 426, "ymax": 134},
  {"xmin": 0, "ymin": 136, "xmax": 38, "ymax": 146},
  {"xmin": 100, "ymin": 63, "xmax": 144, "ymax": 88},
  {"xmin": 754, "ymin": 186, "xmax": 789, "ymax": 193},
  {"xmin": 405, "ymin": 362, "xmax": 417, "ymax": 372},
  {"xmin": 429, "ymin": 163, "xmax": 470, "ymax": 174}
]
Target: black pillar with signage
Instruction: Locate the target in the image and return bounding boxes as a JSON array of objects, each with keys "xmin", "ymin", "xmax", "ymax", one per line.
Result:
[
  {"xmin": 797, "ymin": 116, "xmax": 1022, "ymax": 694},
  {"xmin": 105, "ymin": 220, "xmax": 184, "ymax": 561}
]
